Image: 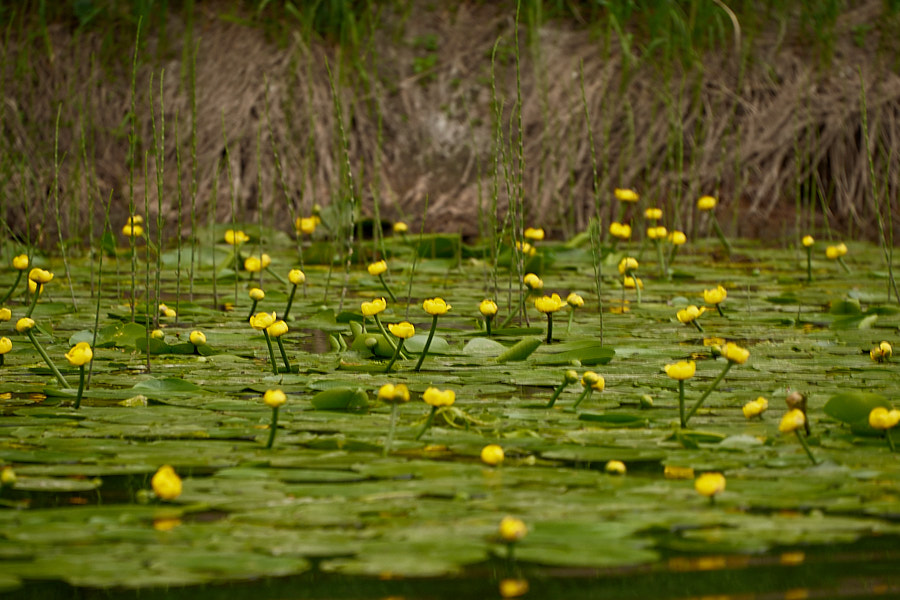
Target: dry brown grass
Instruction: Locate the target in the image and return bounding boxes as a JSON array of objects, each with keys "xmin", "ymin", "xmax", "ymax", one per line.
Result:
[{"xmin": 2, "ymin": 1, "xmax": 899, "ymax": 247}]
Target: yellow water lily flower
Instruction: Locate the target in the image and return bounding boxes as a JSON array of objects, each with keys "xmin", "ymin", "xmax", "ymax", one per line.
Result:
[
  {"xmin": 378, "ymin": 383, "xmax": 410, "ymax": 404},
  {"xmin": 0, "ymin": 308, "xmax": 10, "ymax": 321},
  {"xmin": 266, "ymin": 320, "xmax": 289, "ymax": 338},
  {"xmin": 582, "ymin": 371, "xmax": 605, "ymax": 391},
  {"xmin": 668, "ymin": 230, "xmax": 687, "ymax": 245},
  {"xmin": 605, "ymin": 460, "xmax": 626, "ymax": 475},
  {"xmin": 870, "ymin": 341, "xmax": 892, "ymax": 362},
  {"xmin": 566, "ymin": 293, "xmax": 584, "ymax": 308},
  {"xmin": 423, "ymin": 387, "xmax": 455, "ymax": 407},
  {"xmin": 12, "ymin": 255, "xmax": 29, "ymax": 270},
  {"xmin": 664, "ymin": 360, "xmax": 696, "ymax": 381},
  {"xmin": 423, "ymin": 297, "xmax": 451, "ymax": 316},
  {"xmin": 479, "ymin": 299, "xmax": 498, "ymax": 317},
  {"xmin": 869, "ymin": 407, "xmax": 900, "ymax": 430},
  {"xmin": 644, "ymin": 208, "xmax": 663, "ymax": 220},
  {"xmin": 618, "ymin": 257, "xmax": 639, "ymax": 275},
  {"xmin": 623, "ymin": 276, "xmax": 643, "ymax": 289},
  {"xmin": 288, "ymin": 269, "xmax": 306, "ymax": 285},
  {"xmin": 249, "ymin": 288, "xmax": 265, "ymax": 301},
  {"xmin": 1, "ymin": 466, "xmax": 16, "ymax": 485},
  {"xmin": 367, "ymin": 260, "xmax": 388, "ymax": 276},
  {"xmin": 697, "ymin": 195, "xmax": 717, "ymax": 211},
  {"xmin": 694, "ymin": 472, "xmax": 726, "ymax": 498},
  {"xmin": 295, "ymin": 216, "xmax": 318, "ymax": 235},
  {"xmin": 499, "ymin": 516, "xmax": 528, "ymax": 542},
  {"xmin": 189, "ymin": 331, "xmax": 206, "ymax": 346},
  {"xmin": 723, "ymin": 342, "xmax": 750, "ymax": 364},
  {"xmin": 28, "ymin": 268, "xmax": 53, "ymax": 284},
  {"xmin": 516, "ymin": 241, "xmax": 536, "ymax": 257},
  {"xmin": 263, "ymin": 389, "xmax": 287, "ymax": 408},
  {"xmin": 614, "ymin": 188, "xmax": 639, "ymax": 202},
  {"xmin": 825, "ymin": 243, "xmax": 848, "ymax": 259},
  {"xmin": 534, "ymin": 293, "xmax": 565, "ymax": 314},
  {"xmin": 158, "ymin": 303, "xmax": 176, "ymax": 318},
  {"xmin": 122, "ymin": 223, "xmax": 143, "ymax": 237},
  {"xmin": 151, "ymin": 465, "xmax": 182, "ymax": 501},
  {"xmin": 609, "ymin": 222, "xmax": 632, "ymax": 240},
  {"xmin": 676, "ymin": 305, "xmax": 705, "ymax": 324},
  {"xmin": 647, "ymin": 226, "xmax": 668, "ymax": 240},
  {"xmin": 524, "ymin": 227, "xmax": 545, "ymax": 241},
  {"xmin": 779, "ymin": 409, "xmax": 806, "ymax": 433},
  {"xmin": 388, "ymin": 321, "xmax": 415, "ymax": 339},
  {"xmin": 15, "ymin": 318, "xmax": 35, "ymax": 332},
  {"xmin": 244, "ymin": 256, "xmax": 262, "ymax": 273},
  {"xmin": 151, "ymin": 329, "xmax": 165, "ymax": 340},
  {"xmin": 802, "ymin": 235, "xmax": 815, "ymax": 247},
  {"xmin": 361, "ymin": 297, "xmax": 387, "ymax": 317},
  {"xmin": 249, "ymin": 311, "xmax": 277, "ymax": 330},
  {"xmin": 481, "ymin": 444, "xmax": 505, "ymax": 466},
  {"xmin": 0, "ymin": 337, "xmax": 12, "ymax": 354},
  {"xmin": 523, "ymin": 273, "xmax": 543, "ymax": 291},
  {"xmin": 224, "ymin": 229, "xmax": 249, "ymax": 245},
  {"xmin": 703, "ymin": 285, "xmax": 727, "ymax": 305},
  {"xmin": 742, "ymin": 397, "xmax": 768, "ymax": 419},
  {"xmin": 393, "ymin": 221, "xmax": 408, "ymax": 234},
  {"xmin": 499, "ymin": 579, "xmax": 529, "ymax": 599}
]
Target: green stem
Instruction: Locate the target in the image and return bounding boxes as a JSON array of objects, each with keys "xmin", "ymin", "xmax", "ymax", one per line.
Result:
[
  {"xmin": 629, "ymin": 271, "xmax": 642, "ymax": 306},
  {"xmin": 805, "ymin": 247, "xmax": 813, "ymax": 283},
  {"xmin": 266, "ymin": 406, "xmax": 279, "ymax": 449},
  {"xmin": 266, "ymin": 266, "xmax": 288, "ymax": 286},
  {"xmin": 414, "ymin": 315, "xmax": 439, "ymax": 372},
  {"xmin": 377, "ymin": 273, "xmax": 396, "ymax": 303},
  {"xmin": 654, "ymin": 240, "xmax": 666, "ymax": 277},
  {"xmin": 692, "ymin": 319, "xmax": 704, "ymax": 333},
  {"xmin": 383, "ymin": 403, "xmax": 399, "ymax": 457},
  {"xmin": 715, "ymin": 304, "xmax": 725, "ymax": 317},
  {"xmin": 683, "ymin": 362, "xmax": 733, "ymax": 427},
  {"xmin": 0, "ymin": 270, "xmax": 22, "ymax": 304},
  {"xmin": 572, "ymin": 387, "xmax": 592, "ymax": 411},
  {"xmin": 374, "ymin": 314, "xmax": 400, "ymax": 356},
  {"xmin": 24, "ymin": 283, "xmax": 41, "ymax": 318},
  {"xmin": 275, "ymin": 336, "xmax": 291, "ymax": 371},
  {"xmin": 545, "ymin": 380, "xmax": 570, "ymax": 408},
  {"xmin": 246, "ymin": 299, "xmax": 258, "ymax": 322},
  {"xmin": 711, "ymin": 217, "xmax": 732, "ymax": 257},
  {"xmin": 886, "ymin": 429, "xmax": 895, "ymax": 453},
  {"xmin": 25, "ymin": 330, "xmax": 70, "ymax": 388},
  {"xmin": 545, "ymin": 313, "xmax": 553, "ymax": 344},
  {"xmin": 566, "ymin": 309, "xmax": 574, "ymax": 334},
  {"xmin": 74, "ymin": 365, "xmax": 86, "ymax": 409},
  {"xmin": 837, "ymin": 256, "xmax": 851, "ymax": 274},
  {"xmin": 678, "ymin": 380, "xmax": 685, "ymax": 428},
  {"xmin": 384, "ymin": 338, "xmax": 406, "ymax": 373},
  {"xmin": 283, "ymin": 285, "xmax": 298, "ymax": 321},
  {"xmin": 795, "ymin": 430, "xmax": 818, "ymax": 465},
  {"xmin": 262, "ymin": 330, "xmax": 278, "ymax": 375},
  {"xmin": 668, "ymin": 245, "xmax": 680, "ymax": 270},
  {"xmin": 485, "ymin": 315, "xmax": 493, "ymax": 337},
  {"xmin": 415, "ymin": 405, "xmax": 437, "ymax": 440},
  {"xmin": 500, "ymin": 295, "xmax": 527, "ymax": 329}
]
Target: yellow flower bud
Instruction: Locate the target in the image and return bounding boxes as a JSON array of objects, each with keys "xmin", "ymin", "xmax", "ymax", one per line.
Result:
[
  {"xmin": 524, "ymin": 227, "xmax": 545, "ymax": 241},
  {"xmin": 723, "ymin": 342, "xmax": 750, "ymax": 365},
  {"xmin": 802, "ymin": 235, "xmax": 815, "ymax": 247},
  {"xmin": 614, "ymin": 188, "xmax": 639, "ymax": 202},
  {"xmin": 0, "ymin": 337, "xmax": 11, "ymax": 354},
  {"xmin": 481, "ymin": 444, "xmax": 505, "ymax": 466},
  {"xmin": 12, "ymin": 254, "xmax": 29, "ymax": 270},
  {"xmin": 0, "ymin": 308, "xmax": 10, "ymax": 321},
  {"xmin": 523, "ymin": 273, "xmax": 543, "ymax": 290},
  {"xmin": 378, "ymin": 383, "xmax": 410, "ymax": 404},
  {"xmin": 581, "ymin": 371, "xmax": 605, "ymax": 391},
  {"xmin": 361, "ymin": 297, "xmax": 387, "ymax": 317},
  {"xmin": 534, "ymin": 294, "xmax": 564, "ymax": 314},
  {"xmin": 668, "ymin": 230, "xmax": 687, "ymax": 245},
  {"xmin": 516, "ymin": 241, "xmax": 536, "ymax": 257},
  {"xmin": 249, "ymin": 311, "xmax": 277, "ymax": 330},
  {"xmin": 15, "ymin": 318, "xmax": 35, "ymax": 333},
  {"xmin": 266, "ymin": 320, "xmax": 289, "ymax": 338},
  {"xmin": 499, "ymin": 579, "xmax": 529, "ymax": 599},
  {"xmin": 647, "ymin": 226, "xmax": 668, "ymax": 240},
  {"xmin": 623, "ymin": 275, "xmax": 643, "ymax": 289},
  {"xmin": 388, "ymin": 321, "xmax": 415, "ymax": 339},
  {"xmin": 868, "ymin": 407, "xmax": 899, "ymax": 430},
  {"xmin": 260, "ymin": 254, "xmax": 271, "ymax": 268},
  {"xmin": 605, "ymin": 460, "xmax": 626, "ymax": 475},
  {"xmin": 702, "ymin": 285, "xmax": 727, "ymax": 305},
  {"xmin": 249, "ymin": 288, "xmax": 266, "ymax": 301},
  {"xmin": 2, "ymin": 465, "xmax": 17, "ymax": 485},
  {"xmin": 244, "ymin": 256, "xmax": 262, "ymax": 273},
  {"xmin": 151, "ymin": 329, "xmax": 165, "ymax": 340},
  {"xmin": 779, "ymin": 409, "xmax": 806, "ymax": 433},
  {"xmin": 392, "ymin": 221, "xmax": 408, "ymax": 234},
  {"xmin": 158, "ymin": 304, "xmax": 176, "ymax": 318},
  {"xmin": 644, "ymin": 208, "xmax": 663, "ymax": 220},
  {"xmin": 564, "ymin": 369, "xmax": 579, "ymax": 384},
  {"xmin": 618, "ymin": 257, "xmax": 639, "ymax": 275},
  {"xmin": 676, "ymin": 305, "xmax": 705, "ymax": 324},
  {"xmin": 288, "ymin": 269, "xmax": 306, "ymax": 285},
  {"xmin": 423, "ymin": 297, "xmax": 451, "ymax": 316},
  {"xmin": 498, "ymin": 516, "xmax": 527, "ymax": 542},
  {"xmin": 122, "ymin": 224, "xmax": 143, "ymax": 237},
  {"xmin": 127, "ymin": 215, "xmax": 144, "ymax": 226},
  {"xmin": 151, "ymin": 465, "xmax": 182, "ymax": 501},
  {"xmin": 694, "ymin": 472, "xmax": 726, "ymax": 497},
  {"xmin": 263, "ymin": 389, "xmax": 287, "ymax": 408},
  {"xmin": 295, "ymin": 217, "xmax": 318, "ymax": 235},
  {"xmin": 367, "ymin": 260, "xmax": 388, "ymax": 276},
  {"xmin": 697, "ymin": 195, "xmax": 717, "ymax": 211},
  {"xmin": 609, "ymin": 222, "xmax": 632, "ymax": 240},
  {"xmin": 566, "ymin": 293, "xmax": 584, "ymax": 308},
  {"xmin": 28, "ymin": 268, "xmax": 53, "ymax": 284},
  {"xmin": 826, "ymin": 243, "xmax": 848, "ymax": 260},
  {"xmin": 224, "ymin": 230, "xmax": 249, "ymax": 245},
  {"xmin": 742, "ymin": 397, "xmax": 768, "ymax": 419},
  {"xmin": 423, "ymin": 387, "xmax": 455, "ymax": 407},
  {"xmin": 664, "ymin": 360, "xmax": 696, "ymax": 381},
  {"xmin": 64, "ymin": 342, "xmax": 93, "ymax": 366},
  {"xmin": 479, "ymin": 299, "xmax": 498, "ymax": 317},
  {"xmin": 189, "ymin": 331, "xmax": 207, "ymax": 346}
]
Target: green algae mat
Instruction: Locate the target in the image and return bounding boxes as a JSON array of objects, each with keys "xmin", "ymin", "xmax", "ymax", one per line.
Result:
[{"xmin": 1, "ymin": 231, "xmax": 900, "ymax": 597}]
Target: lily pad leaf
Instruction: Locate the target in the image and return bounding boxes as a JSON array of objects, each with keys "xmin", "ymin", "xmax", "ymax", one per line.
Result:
[
  {"xmin": 578, "ymin": 413, "xmax": 647, "ymax": 427},
  {"xmin": 404, "ymin": 334, "xmax": 451, "ymax": 355},
  {"xmin": 824, "ymin": 392, "xmax": 891, "ymax": 426},
  {"xmin": 830, "ymin": 299, "xmax": 862, "ymax": 315},
  {"xmin": 461, "ymin": 338, "xmax": 506, "ymax": 356},
  {"xmin": 536, "ymin": 343, "xmax": 615, "ymax": 366},
  {"xmin": 349, "ymin": 333, "xmax": 395, "ymax": 358},
  {"xmin": 496, "ymin": 337, "xmax": 542, "ymax": 363},
  {"xmin": 310, "ymin": 388, "xmax": 369, "ymax": 413},
  {"xmin": 133, "ymin": 378, "xmax": 205, "ymax": 393}
]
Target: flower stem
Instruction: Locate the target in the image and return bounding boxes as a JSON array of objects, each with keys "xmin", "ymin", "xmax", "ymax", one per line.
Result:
[
  {"xmin": 794, "ymin": 430, "xmax": 818, "ymax": 465},
  {"xmin": 566, "ymin": 309, "xmax": 574, "ymax": 334},
  {"xmin": 383, "ymin": 403, "xmax": 399, "ymax": 457},
  {"xmin": 25, "ymin": 330, "xmax": 70, "ymax": 388},
  {"xmin": 378, "ymin": 273, "xmax": 396, "ymax": 303},
  {"xmin": 678, "ymin": 380, "xmax": 686, "ymax": 428},
  {"xmin": 384, "ymin": 338, "xmax": 406, "ymax": 373},
  {"xmin": 74, "ymin": 365, "xmax": 86, "ymax": 409},
  {"xmin": 572, "ymin": 387, "xmax": 593, "ymax": 411},
  {"xmin": 415, "ymin": 406, "xmax": 437, "ymax": 440},
  {"xmin": 485, "ymin": 316, "xmax": 493, "ymax": 337},
  {"xmin": 414, "ymin": 315, "xmax": 439, "ymax": 372},
  {"xmin": 276, "ymin": 336, "xmax": 291, "ymax": 372},
  {"xmin": 0, "ymin": 270, "xmax": 22, "ymax": 304},
  {"xmin": 886, "ymin": 429, "xmax": 895, "ymax": 453},
  {"xmin": 711, "ymin": 216, "xmax": 732, "ymax": 257},
  {"xmin": 632, "ymin": 273, "xmax": 641, "ymax": 306},
  {"xmin": 715, "ymin": 304, "xmax": 725, "ymax": 317},
  {"xmin": 266, "ymin": 266, "xmax": 288, "ymax": 286},
  {"xmin": 262, "ymin": 330, "xmax": 278, "ymax": 375},
  {"xmin": 654, "ymin": 240, "xmax": 667, "ymax": 277},
  {"xmin": 545, "ymin": 313, "xmax": 553, "ymax": 344},
  {"xmin": 668, "ymin": 245, "xmax": 680, "ymax": 270},
  {"xmin": 545, "ymin": 380, "xmax": 570, "ymax": 408},
  {"xmin": 374, "ymin": 314, "xmax": 400, "ymax": 356},
  {"xmin": 692, "ymin": 320, "xmax": 704, "ymax": 333},
  {"xmin": 266, "ymin": 406, "xmax": 279, "ymax": 449},
  {"xmin": 246, "ymin": 299, "xmax": 258, "ymax": 322},
  {"xmin": 283, "ymin": 284, "xmax": 298, "ymax": 321},
  {"xmin": 24, "ymin": 283, "xmax": 41, "ymax": 318},
  {"xmin": 805, "ymin": 247, "xmax": 813, "ymax": 283},
  {"xmin": 837, "ymin": 256, "xmax": 851, "ymax": 274},
  {"xmin": 683, "ymin": 362, "xmax": 733, "ymax": 427}
]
